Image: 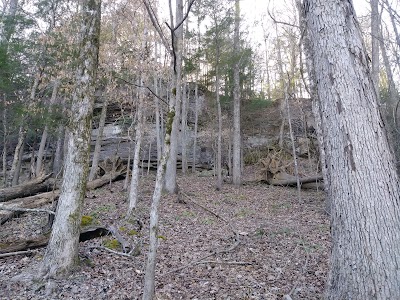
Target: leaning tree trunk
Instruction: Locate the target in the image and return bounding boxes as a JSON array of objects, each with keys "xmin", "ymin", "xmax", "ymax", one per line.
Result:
[
  {"xmin": 39, "ymin": 0, "xmax": 101, "ymax": 278},
  {"xmin": 232, "ymin": 0, "xmax": 241, "ymax": 186},
  {"xmin": 301, "ymin": 0, "xmax": 400, "ymax": 298},
  {"xmin": 8, "ymin": 126, "xmax": 25, "ymax": 187}
]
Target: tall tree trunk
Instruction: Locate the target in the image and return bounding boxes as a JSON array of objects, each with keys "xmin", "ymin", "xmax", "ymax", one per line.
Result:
[
  {"xmin": 232, "ymin": 0, "xmax": 241, "ymax": 186},
  {"xmin": 216, "ymin": 64, "xmax": 222, "ymax": 190},
  {"xmin": 154, "ymin": 76, "xmax": 161, "ymax": 165},
  {"xmin": 142, "ymin": 95, "xmax": 176, "ymax": 300},
  {"xmin": 127, "ymin": 76, "xmax": 144, "ymax": 216},
  {"xmin": 302, "ymin": 0, "xmax": 400, "ymax": 298},
  {"xmin": 165, "ymin": 0, "xmax": 183, "ymax": 194},
  {"xmin": 2, "ymin": 103, "xmax": 7, "ymax": 187},
  {"xmin": 39, "ymin": 0, "xmax": 101, "ymax": 278},
  {"xmin": 88, "ymin": 95, "xmax": 108, "ymax": 181},
  {"xmin": 181, "ymin": 81, "xmax": 188, "ymax": 173},
  {"xmin": 165, "ymin": 0, "xmax": 183, "ymax": 193},
  {"xmin": 36, "ymin": 80, "xmax": 60, "ymax": 176},
  {"xmin": 192, "ymin": 82, "xmax": 199, "ymax": 173}
]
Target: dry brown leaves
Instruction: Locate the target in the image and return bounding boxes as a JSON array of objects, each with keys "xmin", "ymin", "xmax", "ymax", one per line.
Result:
[{"xmin": 0, "ymin": 167, "xmax": 330, "ymax": 299}]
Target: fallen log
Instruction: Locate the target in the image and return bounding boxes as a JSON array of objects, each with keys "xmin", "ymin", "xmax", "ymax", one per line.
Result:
[
  {"xmin": 0, "ymin": 170, "xmax": 125, "ymax": 225},
  {"xmin": 0, "ymin": 173, "xmax": 54, "ymax": 202},
  {"xmin": 0, "ymin": 191, "xmax": 60, "ymax": 225},
  {"xmin": 86, "ymin": 170, "xmax": 125, "ymax": 190},
  {"xmin": 0, "ymin": 226, "xmax": 111, "ymax": 254},
  {"xmin": 267, "ymin": 172, "xmax": 323, "ymax": 187}
]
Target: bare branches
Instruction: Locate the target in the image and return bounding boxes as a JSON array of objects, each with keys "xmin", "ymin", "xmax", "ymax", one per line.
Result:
[
  {"xmin": 142, "ymin": 0, "xmax": 170, "ymax": 51},
  {"xmin": 268, "ymin": 6, "xmax": 300, "ymax": 29},
  {"xmin": 144, "ymin": 0, "xmax": 196, "ymax": 74},
  {"xmin": 115, "ymin": 76, "xmax": 168, "ymax": 106}
]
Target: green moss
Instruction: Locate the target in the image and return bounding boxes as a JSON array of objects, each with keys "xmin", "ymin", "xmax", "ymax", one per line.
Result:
[
  {"xmin": 80, "ymin": 215, "xmax": 94, "ymax": 227},
  {"xmin": 104, "ymin": 239, "xmax": 120, "ymax": 250},
  {"xmin": 165, "ymin": 110, "xmax": 175, "ymax": 138},
  {"xmin": 157, "ymin": 235, "xmax": 167, "ymax": 240},
  {"xmin": 128, "ymin": 229, "xmax": 138, "ymax": 236}
]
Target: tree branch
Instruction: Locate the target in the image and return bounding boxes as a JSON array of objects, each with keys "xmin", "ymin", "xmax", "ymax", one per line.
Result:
[{"xmin": 115, "ymin": 76, "xmax": 168, "ymax": 106}]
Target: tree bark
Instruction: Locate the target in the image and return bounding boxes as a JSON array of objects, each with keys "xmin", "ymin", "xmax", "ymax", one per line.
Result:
[
  {"xmin": 302, "ymin": 0, "xmax": 400, "ymax": 298},
  {"xmin": 39, "ymin": 0, "xmax": 101, "ymax": 278},
  {"xmin": 232, "ymin": 0, "xmax": 241, "ymax": 186}
]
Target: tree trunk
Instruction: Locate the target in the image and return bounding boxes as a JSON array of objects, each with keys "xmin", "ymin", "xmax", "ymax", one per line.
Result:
[
  {"xmin": 2, "ymin": 103, "xmax": 7, "ymax": 187},
  {"xmin": 232, "ymin": 0, "xmax": 241, "ymax": 186},
  {"xmin": 36, "ymin": 80, "xmax": 60, "ymax": 176},
  {"xmin": 302, "ymin": 0, "xmax": 400, "ymax": 298},
  {"xmin": 192, "ymin": 82, "xmax": 199, "ymax": 173},
  {"xmin": 142, "ymin": 102, "xmax": 175, "ymax": 300},
  {"xmin": 216, "ymin": 64, "xmax": 222, "ymax": 190},
  {"xmin": 181, "ymin": 81, "xmax": 188, "ymax": 174},
  {"xmin": 154, "ymin": 76, "xmax": 162, "ymax": 165},
  {"xmin": 127, "ymin": 76, "xmax": 144, "ymax": 216},
  {"xmin": 8, "ymin": 127, "xmax": 25, "ymax": 187},
  {"xmin": 88, "ymin": 95, "xmax": 108, "ymax": 181},
  {"xmin": 39, "ymin": 0, "xmax": 101, "ymax": 278},
  {"xmin": 164, "ymin": 0, "xmax": 184, "ymax": 194},
  {"xmin": 52, "ymin": 122, "xmax": 65, "ymax": 176}
]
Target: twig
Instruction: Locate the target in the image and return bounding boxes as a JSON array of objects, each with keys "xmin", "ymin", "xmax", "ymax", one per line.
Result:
[
  {"xmin": 194, "ymin": 260, "xmax": 254, "ymax": 266},
  {"xmin": 0, "ymin": 250, "xmax": 38, "ymax": 258},
  {"xmin": 181, "ymin": 191, "xmax": 238, "ymax": 237},
  {"xmin": 0, "ymin": 207, "xmax": 55, "ymax": 215},
  {"xmin": 87, "ymin": 246, "xmax": 134, "ymax": 258}
]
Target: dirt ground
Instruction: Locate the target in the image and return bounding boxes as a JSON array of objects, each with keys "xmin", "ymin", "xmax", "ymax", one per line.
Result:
[{"xmin": 0, "ymin": 167, "xmax": 330, "ymax": 300}]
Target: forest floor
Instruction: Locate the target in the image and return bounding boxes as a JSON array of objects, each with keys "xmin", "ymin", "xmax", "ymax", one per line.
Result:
[{"xmin": 0, "ymin": 166, "xmax": 330, "ymax": 300}]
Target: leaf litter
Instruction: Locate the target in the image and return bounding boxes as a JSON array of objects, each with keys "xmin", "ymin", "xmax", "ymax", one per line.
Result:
[{"xmin": 0, "ymin": 167, "xmax": 330, "ymax": 299}]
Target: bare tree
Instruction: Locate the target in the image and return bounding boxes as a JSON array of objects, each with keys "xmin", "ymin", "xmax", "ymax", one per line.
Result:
[
  {"xmin": 232, "ymin": 0, "xmax": 241, "ymax": 186},
  {"xmin": 39, "ymin": 0, "xmax": 101, "ymax": 277},
  {"xmin": 301, "ymin": 0, "xmax": 400, "ymax": 298}
]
